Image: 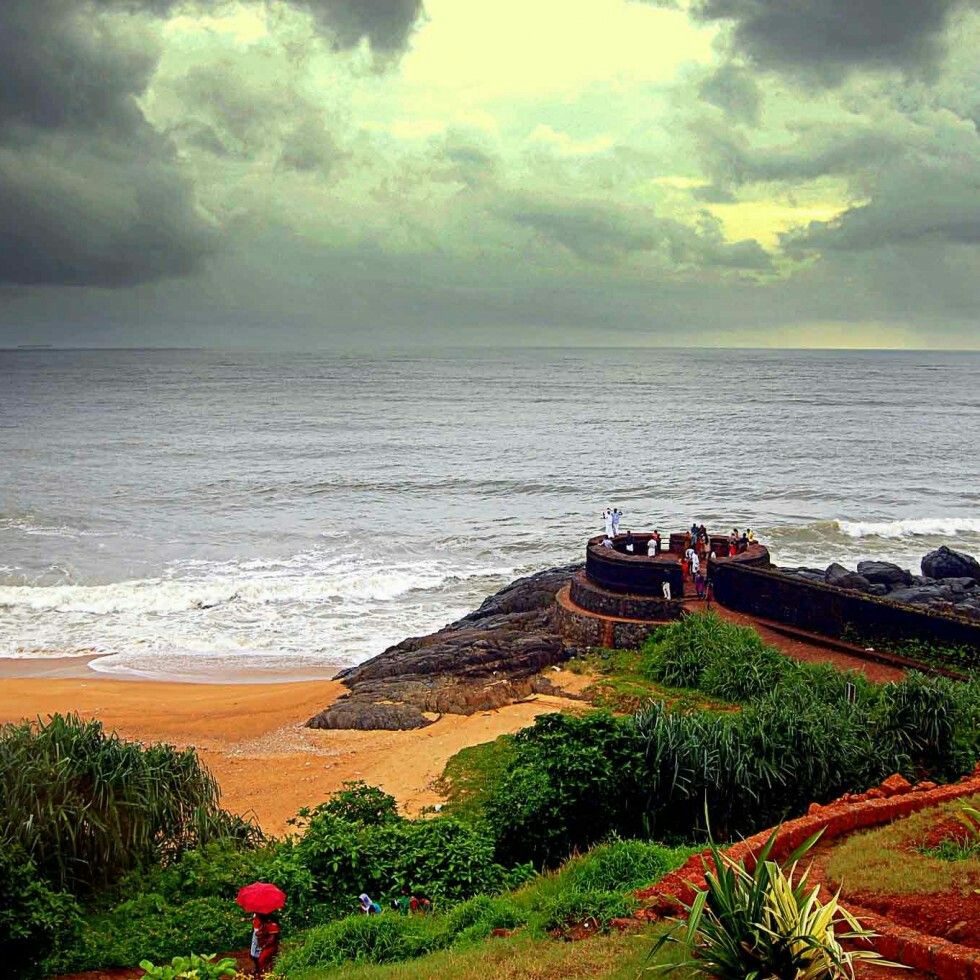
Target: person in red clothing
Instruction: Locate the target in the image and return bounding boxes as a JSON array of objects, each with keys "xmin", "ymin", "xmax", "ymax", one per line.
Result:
[{"xmin": 254, "ymin": 913, "xmax": 281, "ymax": 976}]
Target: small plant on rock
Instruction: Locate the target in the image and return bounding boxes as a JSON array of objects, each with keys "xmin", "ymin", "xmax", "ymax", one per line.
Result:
[{"xmin": 649, "ymin": 831, "xmax": 897, "ymax": 979}]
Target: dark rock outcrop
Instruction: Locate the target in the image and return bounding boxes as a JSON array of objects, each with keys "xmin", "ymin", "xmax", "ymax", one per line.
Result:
[
  {"xmin": 306, "ymin": 565, "xmax": 580, "ymax": 731},
  {"xmin": 921, "ymin": 546, "xmax": 980, "ymax": 581},
  {"xmin": 825, "ymin": 563, "xmax": 873, "ymax": 593},
  {"xmin": 856, "ymin": 561, "xmax": 913, "ymax": 589},
  {"xmin": 776, "ymin": 548, "xmax": 980, "ymax": 622}
]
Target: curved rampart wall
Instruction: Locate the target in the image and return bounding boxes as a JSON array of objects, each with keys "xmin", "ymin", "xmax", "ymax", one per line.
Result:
[
  {"xmin": 569, "ymin": 572, "xmax": 683, "ymax": 620},
  {"xmin": 712, "ymin": 560, "xmax": 980, "ymax": 655},
  {"xmin": 586, "ymin": 537, "xmax": 686, "ymax": 597}
]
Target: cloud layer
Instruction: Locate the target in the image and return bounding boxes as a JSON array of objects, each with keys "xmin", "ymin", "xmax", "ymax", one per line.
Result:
[{"xmin": 0, "ymin": 0, "xmax": 977, "ymax": 347}]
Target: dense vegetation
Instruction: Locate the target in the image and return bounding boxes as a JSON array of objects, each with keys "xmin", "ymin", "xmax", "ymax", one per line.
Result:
[
  {"xmin": 0, "ymin": 714, "xmax": 262, "ymax": 977},
  {"xmin": 484, "ymin": 614, "xmax": 980, "ymax": 865},
  {"xmin": 6, "ymin": 614, "xmax": 979, "ymax": 976},
  {"xmin": 277, "ymin": 838, "xmax": 694, "ymax": 973}
]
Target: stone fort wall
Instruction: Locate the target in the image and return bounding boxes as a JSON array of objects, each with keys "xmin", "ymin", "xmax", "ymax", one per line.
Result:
[{"xmin": 713, "ymin": 559, "xmax": 980, "ymax": 653}]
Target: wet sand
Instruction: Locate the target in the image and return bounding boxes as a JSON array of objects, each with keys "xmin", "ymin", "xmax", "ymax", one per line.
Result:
[{"xmin": 0, "ymin": 664, "xmax": 584, "ymax": 835}]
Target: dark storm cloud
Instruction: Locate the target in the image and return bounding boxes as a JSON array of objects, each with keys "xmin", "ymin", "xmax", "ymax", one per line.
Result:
[
  {"xmin": 0, "ymin": 0, "xmax": 216, "ymax": 287},
  {"xmin": 502, "ymin": 196, "xmax": 772, "ymax": 272},
  {"xmin": 0, "ymin": 138, "xmax": 215, "ymax": 287},
  {"xmin": 0, "ymin": 0, "xmax": 414, "ymax": 289},
  {"xmin": 693, "ymin": 117, "xmax": 905, "ymax": 191},
  {"xmin": 783, "ymin": 162, "xmax": 980, "ymax": 253},
  {"xmin": 290, "ymin": 0, "xmax": 425, "ymax": 53},
  {"xmin": 689, "ymin": 0, "xmax": 977, "ymax": 76},
  {"xmin": 698, "ymin": 63, "xmax": 761, "ymax": 125},
  {"xmin": 0, "ymin": 0, "xmax": 161, "ymax": 132}
]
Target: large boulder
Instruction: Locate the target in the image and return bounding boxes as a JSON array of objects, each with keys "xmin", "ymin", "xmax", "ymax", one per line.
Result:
[
  {"xmin": 921, "ymin": 546, "xmax": 980, "ymax": 581},
  {"xmin": 307, "ymin": 565, "xmax": 580, "ymax": 731},
  {"xmin": 824, "ymin": 563, "xmax": 873, "ymax": 593},
  {"xmin": 856, "ymin": 560, "xmax": 913, "ymax": 589}
]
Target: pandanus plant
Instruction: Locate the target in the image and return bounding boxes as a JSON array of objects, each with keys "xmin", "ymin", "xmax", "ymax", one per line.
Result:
[
  {"xmin": 648, "ymin": 829, "xmax": 900, "ymax": 979},
  {"xmin": 0, "ymin": 713, "xmax": 261, "ymax": 893}
]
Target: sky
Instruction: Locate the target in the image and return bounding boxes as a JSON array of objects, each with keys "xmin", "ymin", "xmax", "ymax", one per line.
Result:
[{"xmin": 0, "ymin": 0, "xmax": 978, "ymax": 349}]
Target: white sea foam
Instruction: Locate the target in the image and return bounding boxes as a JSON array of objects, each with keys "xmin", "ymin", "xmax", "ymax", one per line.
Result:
[
  {"xmin": 838, "ymin": 518, "xmax": 980, "ymax": 539},
  {"xmin": 0, "ymin": 547, "xmax": 516, "ymax": 675},
  {"xmin": 0, "ymin": 516, "xmax": 99, "ymax": 538}
]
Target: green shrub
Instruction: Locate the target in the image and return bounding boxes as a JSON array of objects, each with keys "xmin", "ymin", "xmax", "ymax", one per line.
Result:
[
  {"xmin": 300, "ymin": 781, "xmax": 400, "ymax": 827},
  {"xmin": 0, "ymin": 714, "xmax": 261, "ymax": 894},
  {"xmin": 297, "ymin": 810, "xmax": 508, "ymax": 911},
  {"xmin": 484, "ymin": 712, "xmax": 644, "ymax": 867},
  {"xmin": 536, "ymin": 888, "xmax": 636, "ymax": 931},
  {"xmin": 139, "ymin": 953, "xmax": 237, "ymax": 979},
  {"xmin": 444, "ymin": 894, "xmax": 524, "ymax": 940},
  {"xmin": 562, "ymin": 839, "xmax": 695, "ymax": 893},
  {"xmin": 48, "ymin": 895, "xmax": 247, "ymax": 973},
  {"xmin": 0, "ymin": 842, "xmax": 82, "ymax": 978},
  {"xmin": 276, "ymin": 913, "xmax": 447, "ymax": 970}
]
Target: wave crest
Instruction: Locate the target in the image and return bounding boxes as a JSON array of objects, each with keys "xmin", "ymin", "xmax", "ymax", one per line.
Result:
[{"xmin": 838, "ymin": 518, "xmax": 980, "ymax": 539}]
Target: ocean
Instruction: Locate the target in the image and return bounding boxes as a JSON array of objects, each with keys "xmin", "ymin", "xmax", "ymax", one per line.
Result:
[{"xmin": 2, "ymin": 347, "xmax": 978, "ymax": 681}]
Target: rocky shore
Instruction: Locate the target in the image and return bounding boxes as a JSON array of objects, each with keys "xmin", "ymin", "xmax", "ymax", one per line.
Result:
[
  {"xmin": 306, "ymin": 565, "xmax": 581, "ymax": 731},
  {"xmin": 780, "ymin": 546, "xmax": 980, "ymax": 620},
  {"xmin": 306, "ymin": 545, "xmax": 980, "ymax": 733}
]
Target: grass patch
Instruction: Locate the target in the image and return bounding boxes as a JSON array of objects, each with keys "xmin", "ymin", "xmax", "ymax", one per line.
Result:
[
  {"xmin": 276, "ymin": 839, "xmax": 696, "ymax": 974},
  {"xmin": 826, "ymin": 793, "xmax": 980, "ymax": 896},
  {"xmin": 566, "ymin": 647, "xmax": 733, "ymax": 714},
  {"xmin": 283, "ymin": 925, "xmax": 694, "ymax": 979},
  {"xmin": 920, "ymin": 840, "xmax": 980, "ymax": 861},
  {"xmin": 434, "ymin": 737, "xmax": 517, "ymax": 826}
]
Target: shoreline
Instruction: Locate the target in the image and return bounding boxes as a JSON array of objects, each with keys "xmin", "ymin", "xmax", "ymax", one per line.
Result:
[
  {"xmin": 0, "ymin": 672, "xmax": 587, "ymax": 836},
  {"xmin": 0, "ymin": 654, "xmax": 348, "ymax": 684}
]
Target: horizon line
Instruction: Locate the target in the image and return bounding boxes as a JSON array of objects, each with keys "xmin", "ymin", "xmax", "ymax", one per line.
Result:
[{"xmin": 3, "ymin": 344, "xmax": 980, "ymax": 354}]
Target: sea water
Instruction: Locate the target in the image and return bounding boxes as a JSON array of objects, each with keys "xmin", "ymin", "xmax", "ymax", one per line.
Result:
[{"xmin": 1, "ymin": 347, "xmax": 978, "ymax": 680}]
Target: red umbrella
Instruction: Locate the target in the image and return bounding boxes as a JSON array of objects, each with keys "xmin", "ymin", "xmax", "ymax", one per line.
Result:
[{"xmin": 237, "ymin": 882, "xmax": 286, "ymax": 914}]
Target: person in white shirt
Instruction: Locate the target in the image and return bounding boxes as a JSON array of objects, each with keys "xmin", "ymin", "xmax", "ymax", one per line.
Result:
[
  {"xmin": 690, "ymin": 552, "xmax": 701, "ymax": 577},
  {"xmin": 601, "ymin": 537, "xmax": 614, "ymax": 548},
  {"xmin": 603, "ymin": 508, "xmax": 614, "ymax": 538},
  {"xmin": 611, "ymin": 508, "xmax": 622, "ymax": 535},
  {"xmin": 647, "ymin": 537, "xmax": 657, "ymax": 556}
]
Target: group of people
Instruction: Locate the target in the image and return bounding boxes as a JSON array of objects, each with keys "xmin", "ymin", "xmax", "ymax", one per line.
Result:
[
  {"xmin": 246, "ymin": 888, "xmax": 433, "ymax": 975},
  {"xmin": 598, "ymin": 511, "xmax": 759, "ymax": 602},
  {"xmin": 602, "ymin": 507, "xmax": 622, "ymax": 538},
  {"xmin": 682, "ymin": 526, "xmax": 711, "ymax": 601},
  {"xmin": 726, "ymin": 526, "xmax": 755, "ymax": 556},
  {"xmin": 359, "ymin": 888, "xmax": 433, "ymax": 916}
]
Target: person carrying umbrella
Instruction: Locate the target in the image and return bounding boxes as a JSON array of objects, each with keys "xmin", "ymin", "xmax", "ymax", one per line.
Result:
[{"xmin": 237, "ymin": 882, "xmax": 286, "ymax": 976}]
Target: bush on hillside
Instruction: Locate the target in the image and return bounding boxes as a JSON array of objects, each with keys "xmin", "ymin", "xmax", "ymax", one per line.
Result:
[
  {"xmin": 484, "ymin": 615, "xmax": 980, "ymax": 865},
  {"xmin": 0, "ymin": 842, "xmax": 82, "ymax": 978},
  {"xmin": 47, "ymin": 894, "xmax": 247, "ymax": 974},
  {"xmin": 308, "ymin": 780, "xmax": 401, "ymax": 826},
  {"xmin": 275, "ymin": 913, "xmax": 449, "ymax": 971},
  {"xmin": 0, "ymin": 714, "xmax": 261, "ymax": 894},
  {"xmin": 483, "ymin": 712, "xmax": 644, "ymax": 866},
  {"xmin": 297, "ymin": 808, "xmax": 509, "ymax": 914}
]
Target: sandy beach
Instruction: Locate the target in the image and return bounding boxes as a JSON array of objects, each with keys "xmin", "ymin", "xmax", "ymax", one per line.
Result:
[{"xmin": 0, "ymin": 661, "xmax": 586, "ymax": 836}]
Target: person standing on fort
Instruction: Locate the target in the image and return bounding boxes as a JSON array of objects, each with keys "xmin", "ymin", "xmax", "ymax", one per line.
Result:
[
  {"xmin": 611, "ymin": 508, "xmax": 622, "ymax": 536},
  {"xmin": 603, "ymin": 508, "xmax": 614, "ymax": 538}
]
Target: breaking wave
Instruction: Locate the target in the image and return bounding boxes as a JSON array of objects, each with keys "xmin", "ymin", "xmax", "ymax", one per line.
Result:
[{"xmin": 838, "ymin": 518, "xmax": 980, "ymax": 540}]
